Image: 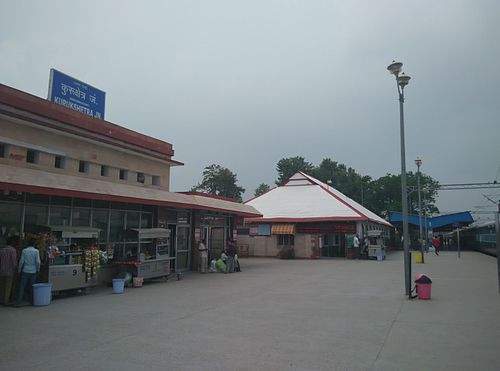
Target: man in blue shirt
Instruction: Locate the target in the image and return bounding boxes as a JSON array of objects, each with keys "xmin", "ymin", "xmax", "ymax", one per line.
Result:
[{"xmin": 16, "ymin": 237, "xmax": 41, "ymax": 306}]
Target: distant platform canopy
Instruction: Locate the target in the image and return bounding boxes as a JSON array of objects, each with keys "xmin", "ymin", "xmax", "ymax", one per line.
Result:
[{"xmin": 389, "ymin": 211, "xmax": 474, "ymax": 230}]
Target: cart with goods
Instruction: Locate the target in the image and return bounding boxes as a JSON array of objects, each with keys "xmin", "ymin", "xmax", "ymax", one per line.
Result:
[
  {"xmin": 366, "ymin": 230, "xmax": 386, "ymax": 260},
  {"xmin": 114, "ymin": 228, "xmax": 174, "ymax": 282},
  {"xmin": 46, "ymin": 226, "xmax": 105, "ymax": 293}
]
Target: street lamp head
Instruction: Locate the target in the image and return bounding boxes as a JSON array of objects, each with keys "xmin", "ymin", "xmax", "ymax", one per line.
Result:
[
  {"xmin": 397, "ymin": 72, "xmax": 411, "ymax": 88},
  {"xmin": 415, "ymin": 157, "xmax": 422, "ymax": 167},
  {"xmin": 387, "ymin": 60, "xmax": 403, "ymax": 76}
]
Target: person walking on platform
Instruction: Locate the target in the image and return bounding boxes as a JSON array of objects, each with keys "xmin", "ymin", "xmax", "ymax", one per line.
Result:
[{"xmin": 432, "ymin": 236, "xmax": 440, "ymax": 256}]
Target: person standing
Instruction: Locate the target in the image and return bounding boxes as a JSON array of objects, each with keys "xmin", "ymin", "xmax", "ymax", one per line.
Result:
[
  {"xmin": 0, "ymin": 236, "xmax": 18, "ymax": 305},
  {"xmin": 198, "ymin": 239, "xmax": 208, "ymax": 273},
  {"xmin": 432, "ymin": 236, "xmax": 440, "ymax": 256},
  {"xmin": 353, "ymin": 234, "xmax": 360, "ymax": 259},
  {"xmin": 361, "ymin": 234, "xmax": 369, "ymax": 258},
  {"xmin": 16, "ymin": 237, "xmax": 40, "ymax": 306},
  {"xmin": 225, "ymin": 240, "xmax": 236, "ymax": 273}
]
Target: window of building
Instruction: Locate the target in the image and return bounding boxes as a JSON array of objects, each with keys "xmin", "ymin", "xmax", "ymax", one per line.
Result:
[
  {"xmin": 49, "ymin": 206, "xmax": 71, "ymax": 226},
  {"xmin": 0, "ymin": 203, "xmax": 22, "ymax": 245},
  {"xmin": 72, "ymin": 208, "xmax": 91, "ymax": 227},
  {"xmin": 119, "ymin": 169, "xmax": 128, "ymax": 180},
  {"xmin": 24, "ymin": 205, "xmax": 48, "ymax": 227},
  {"xmin": 126, "ymin": 211, "xmax": 140, "ymax": 229},
  {"xmin": 79, "ymin": 160, "xmax": 89, "ymax": 173},
  {"xmin": 152, "ymin": 175, "xmax": 161, "ymax": 186},
  {"xmin": 26, "ymin": 149, "xmax": 39, "ymax": 164},
  {"xmin": 137, "ymin": 172, "xmax": 145, "ymax": 184},
  {"xmin": 51, "ymin": 196, "xmax": 72, "ymax": 206},
  {"xmin": 73, "ymin": 198, "xmax": 91, "ymax": 207},
  {"xmin": 278, "ymin": 234, "xmax": 294, "ymax": 246},
  {"xmin": 141, "ymin": 212, "xmax": 152, "ymax": 228},
  {"xmin": 237, "ymin": 228, "xmax": 250, "ymax": 235},
  {"xmin": 25, "ymin": 194, "xmax": 50, "ymax": 204},
  {"xmin": 93, "ymin": 200, "xmax": 109, "ymax": 209},
  {"xmin": 54, "ymin": 155, "xmax": 65, "ymax": 169},
  {"xmin": 92, "ymin": 209, "xmax": 109, "ymax": 242},
  {"xmin": 109, "ymin": 210, "xmax": 125, "ymax": 242},
  {"xmin": 101, "ymin": 165, "xmax": 109, "ymax": 177},
  {"xmin": 0, "ymin": 143, "xmax": 9, "ymax": 158}
]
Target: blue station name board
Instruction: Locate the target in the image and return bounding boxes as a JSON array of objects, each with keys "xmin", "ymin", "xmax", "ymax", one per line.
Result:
[{"xmin": 48, "ymin": 69, "xmax": 106, "ymax": 120}]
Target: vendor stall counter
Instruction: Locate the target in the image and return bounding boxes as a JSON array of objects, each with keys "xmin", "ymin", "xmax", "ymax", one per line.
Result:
[
  {"xmin": 47, "ymin": 226, "xmax": 102, "ymax": 292},
  {"xmin": 115, "ymin": 228, "xmax": 174, "ymax": 280},
  {"xmin": 366, "ymin": 230, "xmax": 386, "ymax": 259}
]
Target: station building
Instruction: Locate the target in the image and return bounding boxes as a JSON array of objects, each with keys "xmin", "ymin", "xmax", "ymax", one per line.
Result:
[
  {"xmin": 238, "ymin": 172, "xmax": 392, "ymax": 258},
  {"xmin": 0, "ymin": 83, "xmax": 260, "ymax": 281}
]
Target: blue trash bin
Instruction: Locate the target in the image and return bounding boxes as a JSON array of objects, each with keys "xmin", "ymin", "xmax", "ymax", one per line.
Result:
[
  {"xmin": 33, "ymin": 283, "xmax": 52, "ymax": 306},
  {"xmin": 112, "ymin": 278, "xmax": 125, "ymax": 294}
]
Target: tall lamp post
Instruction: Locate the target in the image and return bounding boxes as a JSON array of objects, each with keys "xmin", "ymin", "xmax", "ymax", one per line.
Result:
[
  {"xmin": 415, "ymin": 157, "xmax": 424, "ymax": 263},
  {"xmin": 387, "ymin": 60, "xmax": 412, "ymax": 296}
]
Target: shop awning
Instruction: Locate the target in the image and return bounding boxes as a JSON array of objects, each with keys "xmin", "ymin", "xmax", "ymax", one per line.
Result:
[
  {"xmin": 0, "ymin": 164, "xmax": 261, "ymax": 218},
  {"xmin": 271, "ymin": 224, "xmax": 296, "ymax": 235}
]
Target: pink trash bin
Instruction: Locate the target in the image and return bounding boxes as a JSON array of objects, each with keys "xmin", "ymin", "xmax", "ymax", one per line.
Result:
[{"xmin": 415, "ymin": 274, "xmax": 432, "ymax": 300}]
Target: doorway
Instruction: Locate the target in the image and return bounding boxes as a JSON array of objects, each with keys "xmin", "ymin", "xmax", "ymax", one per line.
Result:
[
  {"xmin": 207, "ymin": 227, "xmax": 225, "ymax": 262},
  {"xmin": 176, "ymin": 225, "xmax": 190, "ymax": 271},
  {"xmin": 321, "ymin": 234, "xmax": 345, "ymax": 257}
]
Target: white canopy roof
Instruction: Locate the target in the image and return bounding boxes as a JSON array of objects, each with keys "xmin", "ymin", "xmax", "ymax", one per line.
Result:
[{"xmin": 245, "ymin": 172, "xmax": 391, "ymax": 226}]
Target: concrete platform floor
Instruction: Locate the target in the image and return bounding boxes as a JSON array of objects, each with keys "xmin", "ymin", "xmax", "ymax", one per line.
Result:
[{"xmin": 1, "ymin": 251, "xmax": 500, "ymax": 371}]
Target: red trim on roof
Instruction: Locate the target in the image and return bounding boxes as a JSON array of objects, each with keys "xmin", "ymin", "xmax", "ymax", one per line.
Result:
[
  {"xmin": 321, "ymin": 187, "xmax": 368, "ymax": 218},
  {"xmin": 285, "ymin": 178, "xmax": 313, "ymax": 182},
  {"xmin": 315, "ymin": 185, "xmax": 392, "ymax": 227},
  {"xmin": 179, "ymin": 191, "xmax": 239, "ymax": 203},
  {"xmin": 0, "ymin": 182, "xmax": 260, "ymax": 218},
  {"xmin": 244, "ymin": 216, "xmax": 365, "ymax": 223},
  {"xmin": 282, "ymin": 176, "xmax": 314, "ymax": 186},
  {"xmin": 0, "ymin": 84, "xmax": 177, "ymax": 159}
]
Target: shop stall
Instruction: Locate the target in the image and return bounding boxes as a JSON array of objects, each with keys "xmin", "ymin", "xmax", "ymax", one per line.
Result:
[
  {"xmin": 366, "ymin": 230, "xmax": 386, "ymax": 260},
  {"xmin": 47, "ymin": 226, "xmax": 102, "ymax": 292},
  {"xmin": 114, "ymin": 228, "xmax": 174, "ymax": 279}
]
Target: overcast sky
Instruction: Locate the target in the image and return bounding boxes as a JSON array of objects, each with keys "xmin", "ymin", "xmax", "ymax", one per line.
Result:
[{"xmin": 1, "ymin": 1, "xmax": 499, "ymax": 218}]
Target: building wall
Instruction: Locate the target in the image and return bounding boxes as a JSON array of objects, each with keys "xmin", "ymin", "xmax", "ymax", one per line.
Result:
[
  {"xmin": 237, "ymin": 233, "xmax": 319, "ymax": 258},
  {"xmin": 0, "ymin": 117, "xmax": 171, "ymax": 190},
  {"xmin": 237, "ymin": 235, "xmax": 280, "ymax": 257}
]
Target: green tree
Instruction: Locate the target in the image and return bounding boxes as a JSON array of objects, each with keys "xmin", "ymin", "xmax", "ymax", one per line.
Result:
[
  {"xmin": 254, "ymin": 183, "xmax": 271, "ymax": 197},
  {"xmin": 407, "ymin": 172, "xmax": 440, "ymax": 215},
  {"xmin": 275, "ymin": 156, "xmax": 314, "ymax": 185},
  {"xmin": 366, "ymin": 172, "xmax": 439, "ymax": 217},
  {"xmin": 312, "ymin": 158, "xmax": 370, "ymax": 204},
  {"xmin": 273, "ymin": 156, "xmax": 440, "ymax": 217},
  {"xmin": 191, "ymin": 164, "xmax": 245, "ymax": 201}
]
